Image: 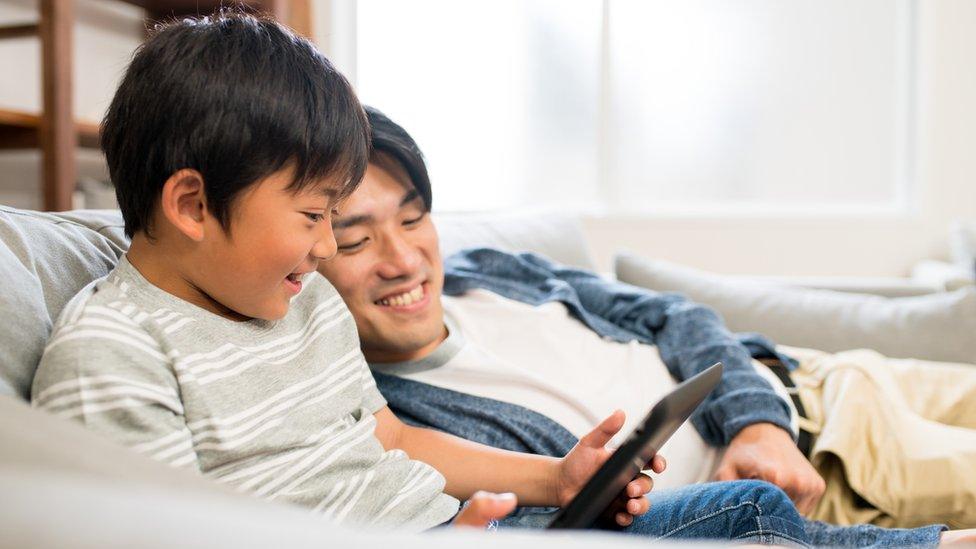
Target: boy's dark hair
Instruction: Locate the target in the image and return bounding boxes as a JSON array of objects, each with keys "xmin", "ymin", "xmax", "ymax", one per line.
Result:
[
  {"xmin": 102, "ymin": 12, "xmax": 369, "ymax": 238},
  {"xmin": 363, "ymin": 106, "xmax": 432, "ymax": 212}
]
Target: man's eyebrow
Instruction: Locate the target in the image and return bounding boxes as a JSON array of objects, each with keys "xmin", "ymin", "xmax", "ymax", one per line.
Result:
[
  {"xmin": 332, "ymin": 214, "xmax": 371, "ymax": 230},
  {"xmin": 333, "ymin": 189, "xmax": 422, "ymax": 230},
  {"xmin": 400, "ymin": 189, "xmax": 421, "ymax": 207}
]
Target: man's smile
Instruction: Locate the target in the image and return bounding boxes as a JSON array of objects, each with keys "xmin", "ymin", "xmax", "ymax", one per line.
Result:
[{"xmin": 374, "ymin": 282, "xmax": 429, "ymax": 311}]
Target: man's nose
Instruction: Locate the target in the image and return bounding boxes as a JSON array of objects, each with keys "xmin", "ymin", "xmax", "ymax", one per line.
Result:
[{"xmin": 377, "ymin": 235, "xmax": 421, "ymax": 279}]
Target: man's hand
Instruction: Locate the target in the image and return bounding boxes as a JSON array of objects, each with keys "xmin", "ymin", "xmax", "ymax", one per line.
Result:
[
  {"xmin": 714, "ymin": 423, "xmax": 825, "ymax": 515},
  {"xmin": 452, "ymin": 491, "xmax": 518, "ymax": 529},
  {"xmin": 554, "ymin": 410, "xmax": 667, "ymax": 527}
]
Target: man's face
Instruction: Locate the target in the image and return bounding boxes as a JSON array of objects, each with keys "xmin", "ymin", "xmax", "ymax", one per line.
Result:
[
  {"xmin": 189, "ymin": 169, "xmax": 342, "ymax": 321},
  {"xmin": 317, "ymin": 161, "xmax": 445, "ymax": 363}
]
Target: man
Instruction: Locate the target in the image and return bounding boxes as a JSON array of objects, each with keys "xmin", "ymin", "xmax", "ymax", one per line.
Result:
[{"xmin": 318, "ymin": 106, "xmax": 976, "ymax": 534}]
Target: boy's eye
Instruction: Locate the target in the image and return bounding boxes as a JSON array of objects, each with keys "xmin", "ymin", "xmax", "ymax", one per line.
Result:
[
  {"xmin": 338, "ymin": 238, "xmax": 368, "ymax": 252},
  {"xmin": 304, "ymin": 212, "xmax": 326, "ymax": 223}
]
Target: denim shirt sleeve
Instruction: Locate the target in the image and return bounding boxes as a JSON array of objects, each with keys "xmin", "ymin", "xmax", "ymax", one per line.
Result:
[{"xmin": 443, "ymin": 248, "xmax": 793, "ymax": 446}]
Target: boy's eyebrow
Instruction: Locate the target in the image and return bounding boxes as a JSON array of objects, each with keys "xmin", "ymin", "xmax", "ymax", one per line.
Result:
[{"xmin": 333, "ymin": 189, "xmax": 423, "ymax": 230}]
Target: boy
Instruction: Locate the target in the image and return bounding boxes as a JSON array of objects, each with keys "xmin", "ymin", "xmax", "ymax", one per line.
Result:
[{"xmin": 29, "ymin": 13, "xmax": 661, "ymax": 533}]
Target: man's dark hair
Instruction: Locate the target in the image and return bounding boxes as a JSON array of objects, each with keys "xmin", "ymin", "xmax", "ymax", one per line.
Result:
[
  {"xmin": 102, "ymin": 12, "xmax": 369, "ymax": 238},
  {"xmin": 363, "ymin": 106, "xmax": 432, "ymax": 211}
]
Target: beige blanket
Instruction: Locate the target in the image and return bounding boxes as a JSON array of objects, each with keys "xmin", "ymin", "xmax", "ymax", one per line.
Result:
[{"xmin": 783, "ymin": 346, "xmax": 976, "ymax": 529}]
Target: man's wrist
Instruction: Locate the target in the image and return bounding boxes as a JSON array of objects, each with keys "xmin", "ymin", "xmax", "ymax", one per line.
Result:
[{"xmin": 731, "ymin": 422, "xmax": 794, "ymax": 444}]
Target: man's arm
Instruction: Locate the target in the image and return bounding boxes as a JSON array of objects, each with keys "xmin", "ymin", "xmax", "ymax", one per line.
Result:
[
  {"xmin": 444, "ymin": 249, "xmax": 792, "ymax": 445},
  {"xmin": 444, "ymin": 249, "xmax": 824, "ymax": 513}
]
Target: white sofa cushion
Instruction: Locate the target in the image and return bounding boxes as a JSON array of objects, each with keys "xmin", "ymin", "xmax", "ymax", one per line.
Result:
[
  {"xmin": 434, "ymin": 211, "xmax": 595, "ymax": 270},
  {"xmin": 614, "ymin": 252, "xmax": 976, "ymax": 365}
]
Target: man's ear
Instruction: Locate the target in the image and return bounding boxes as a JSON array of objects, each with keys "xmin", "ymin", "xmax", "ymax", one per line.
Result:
[{"xmin": 159, "ymin": 169, "xmax": 209, "ymax": 242}]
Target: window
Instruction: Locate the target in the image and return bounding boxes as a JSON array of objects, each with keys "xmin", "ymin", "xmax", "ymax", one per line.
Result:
[{"xmin": 355, "ymin": 0, "xmax": 915, "ymax": 214}]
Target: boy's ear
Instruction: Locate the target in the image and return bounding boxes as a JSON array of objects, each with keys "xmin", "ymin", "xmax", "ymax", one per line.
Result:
[{"xmin": 160, "ymin": 169, "xmax": 209, "ymax": 242}]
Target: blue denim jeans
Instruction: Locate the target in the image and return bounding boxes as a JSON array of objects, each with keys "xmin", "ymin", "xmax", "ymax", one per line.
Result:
[{"xmin": 499, "ymin": 480, "xmax": 946, "ymax": 547}]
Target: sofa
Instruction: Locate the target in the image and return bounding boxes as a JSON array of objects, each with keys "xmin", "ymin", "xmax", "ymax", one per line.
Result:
[{"xmin": 2, "ymin": 205, "xmax": 973, "ymax": 547}]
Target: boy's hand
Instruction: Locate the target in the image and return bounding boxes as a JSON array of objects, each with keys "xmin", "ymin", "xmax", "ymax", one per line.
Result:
[
  {"xmin": 553, "ymin": 410, "xmax": 667, "ymax": 527},
  {"xmin": 452, "ymin": 491, "xmax": 518, "ymax": 529}
]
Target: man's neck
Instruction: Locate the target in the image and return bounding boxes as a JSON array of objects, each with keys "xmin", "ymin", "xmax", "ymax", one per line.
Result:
[{"xmin": 363, "ymin": 323, "xmax": 449, "ymax": 364}]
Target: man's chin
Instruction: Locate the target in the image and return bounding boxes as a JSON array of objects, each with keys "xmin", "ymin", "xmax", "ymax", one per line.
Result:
[{"xmin": 362, "ymin": 325, "xmax": 446, "ymax": 363}]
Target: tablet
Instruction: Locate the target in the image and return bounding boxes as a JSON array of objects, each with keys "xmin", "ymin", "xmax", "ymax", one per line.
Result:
[{"xmin": 546, "ymin": 362, "xmax": 724, "ymax": 530}]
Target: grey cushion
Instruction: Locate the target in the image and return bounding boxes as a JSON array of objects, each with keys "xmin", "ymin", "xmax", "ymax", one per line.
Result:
[
  {"xmin": 615, "ymin": 252, "xmax": 976, "ymax": 365},
  {"xmin": 0, "ymin": 206, "xmax": 127, "ymax": 399},
  {"xmin": 2, "ymin": 397, "xmax": 665, "ymax": 549},
  {"xmin": 434, "ymin": 211, "xmax": 595, "ymax": 270}
]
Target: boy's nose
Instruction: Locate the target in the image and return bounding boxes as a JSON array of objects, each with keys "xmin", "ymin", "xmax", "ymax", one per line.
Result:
[{"xmin": 311, "ymin": 232, "xmax": 338, "ymax": 262}]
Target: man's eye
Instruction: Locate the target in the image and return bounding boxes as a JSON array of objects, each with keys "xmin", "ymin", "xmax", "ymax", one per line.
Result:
[
  {"xmin": 403, "ymin": 213, "xmax": 426, "ymax": 226},
  {"xmin": 304, "ymin": 212, "xmax": 325, "ymax": 223},
  {"xmin": 338, "ymin": 238, "xmax": 368, "ymax": 252}
]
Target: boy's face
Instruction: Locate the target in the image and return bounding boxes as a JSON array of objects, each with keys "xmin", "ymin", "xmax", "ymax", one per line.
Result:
[
  {"xmin": 189, "ymin": 169, "xmax": 342, "ymax": 321},
  {"xmin": 317, "ymin": 162, "xmax": 446, "ymax": 363}
]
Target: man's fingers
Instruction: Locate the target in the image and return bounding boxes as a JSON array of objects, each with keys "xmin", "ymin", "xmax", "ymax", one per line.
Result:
[
  {"xmin": 713, "ymin": 465, "xmax": 740, "ymax": 482},
  {"xmin": 795, "ymin": 478, "xmax": 826, "ymax": 516},
  {"xmin": 453, "ymin": 491, "xmax": 518, "ymax": 529},
  {"xmin": 580, "ymin": 410, "xmax": 625, "ymax": 449}
]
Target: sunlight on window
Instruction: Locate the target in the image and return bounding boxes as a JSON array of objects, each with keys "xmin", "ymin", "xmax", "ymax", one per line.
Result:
[{"xmin": 356, "ymin": 0, "xmax": 913, "ymax": 214}]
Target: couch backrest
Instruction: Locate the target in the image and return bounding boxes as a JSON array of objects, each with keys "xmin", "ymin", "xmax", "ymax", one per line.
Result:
[
  {"xmin": 0, "ymin": 206, "xmax": 592, "ymax": 400},
  {"xmin": 0, "ymin": 207, "xmax": 127, "ymax": 399}
]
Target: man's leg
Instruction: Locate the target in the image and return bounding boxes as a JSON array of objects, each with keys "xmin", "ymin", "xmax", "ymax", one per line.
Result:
[
  {"xmin": 628, "ymin": 480, "xmax": 808, "ymax": 546},
  {"xmin": 802, "ymin": 519, "xmax": 946, "ymax": 548},
  {"xmin": 500, "ymin": 480, "xmax": 810, "ymax": 546}
]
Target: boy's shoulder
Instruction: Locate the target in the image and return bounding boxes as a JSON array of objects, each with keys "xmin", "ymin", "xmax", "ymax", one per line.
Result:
[
  {"xmin": 50, "ymin": 261, "xmax": 151, "ymax": 334},
  {"xmin": 32, "ymin": 261, "xmax": 177, "ymax": 405}
]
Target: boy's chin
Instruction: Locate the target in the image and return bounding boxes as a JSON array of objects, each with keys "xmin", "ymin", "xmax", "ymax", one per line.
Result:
[{"xmin": 234, "ymin": 298, "xmax": 291, "ymax": 322}]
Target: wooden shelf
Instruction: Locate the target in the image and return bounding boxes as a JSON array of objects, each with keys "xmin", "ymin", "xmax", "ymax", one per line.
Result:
[
  {"xmin": 0, "ymin": 23, "xmax": 39, "ymax": 39},
  {"xmin": 0, "ymin": 108, "xmax": 100, "ymax": 150},
  {"xmin": 0, "ymin": 0, "xmax": 309, "ymax": 211}
]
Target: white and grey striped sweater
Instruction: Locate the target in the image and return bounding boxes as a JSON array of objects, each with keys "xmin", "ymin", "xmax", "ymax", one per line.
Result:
[{"xmin": 32, "ymin": 255, "xmax": 459, "ymax": 531}]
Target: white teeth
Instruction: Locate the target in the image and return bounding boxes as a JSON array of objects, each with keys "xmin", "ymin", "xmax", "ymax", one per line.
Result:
[{"xmin": 376, "ymin": 285, "xmax": 424, "ymax": 307}]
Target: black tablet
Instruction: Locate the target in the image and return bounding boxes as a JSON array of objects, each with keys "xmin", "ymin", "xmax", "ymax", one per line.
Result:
[{"xmin": 546, "ymin": 362, "xmax": 724, "ymax": 530}]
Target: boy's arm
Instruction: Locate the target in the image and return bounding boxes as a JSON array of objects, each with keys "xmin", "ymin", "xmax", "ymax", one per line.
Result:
[
  {"xmin": 31, "ymin": 321, "xmax": 199, "ymax": 470},
  {"xmin": 373, "ymin": 406, "xmax": 557, "ymax": 505},
  {"xmin": 374, "ymin": 405, "xmax": 661, "ymax": 525}
]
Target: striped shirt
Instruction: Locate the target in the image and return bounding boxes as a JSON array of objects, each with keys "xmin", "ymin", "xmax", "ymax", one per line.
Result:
[{"xmin": 31, "ymin": 255, "xmax": 459, "ymax": 530}]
